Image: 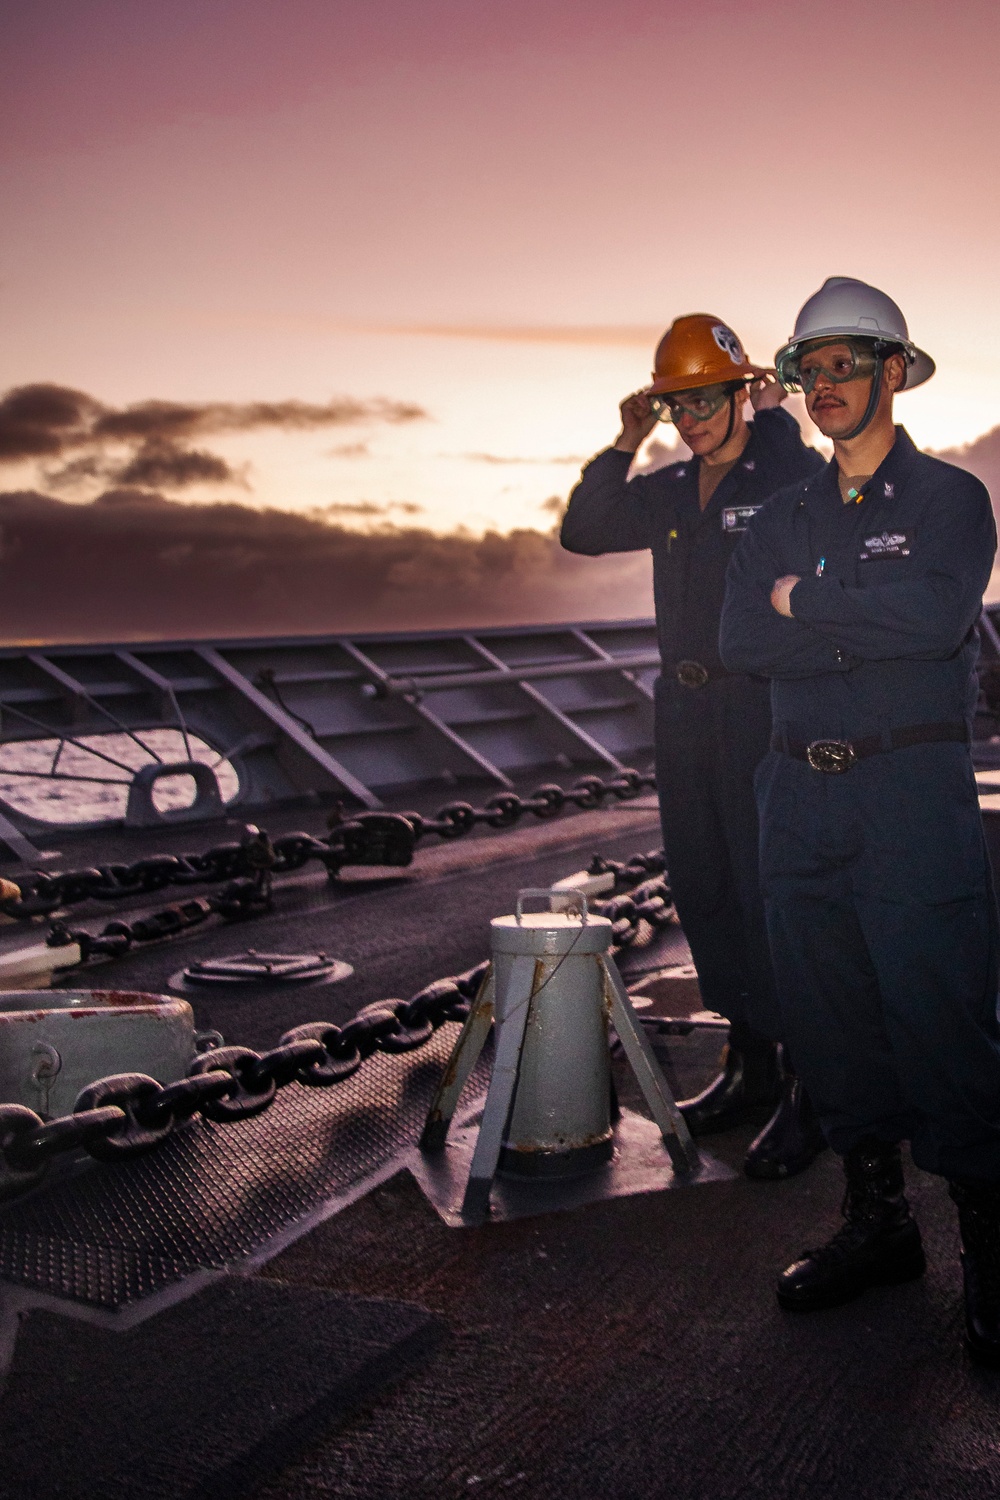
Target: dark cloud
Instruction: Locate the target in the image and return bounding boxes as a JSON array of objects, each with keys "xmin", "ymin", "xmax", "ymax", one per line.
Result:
[
  {"xmin": 91, "ymin": 487, "xmax": 174, "ymax": 508},
  {"xmin": 932, "ymin": 426, "xmax": 1000, "ymax": 502},
  {"xmin": 115, "ymin": 442, "xmax": 244, "ymax": 489},
  {"xmin": 0, "ymin": 488, "xmax": 652, "ymax": 643},
  {"xmin": 0, "ymin": 384, "xmax": 102, "ymax": 460},
  {"xmin": 319, "ymin": 501, "xmax": 384, "ymax": 517},
  {"xmin": 459, "ymin": 452, "xmax": 586, "ymax": 465},
  {"xmin": 317, "ymin": 500, "xmax": 425, "ymax": 517},
  {"xmin": 0, "ymin": 383, "xmax": 428, "ymax": 497},
  {"xmin": 41, "ymin": 454, "xmax": 116, "ymax": 491},
  {"xmin": 90, "ymin": 396, "xmax": 425, "ymax": 445},
  {"xmin": 42, "ymin": 440, "xmax": 245, "ymax": 493}
]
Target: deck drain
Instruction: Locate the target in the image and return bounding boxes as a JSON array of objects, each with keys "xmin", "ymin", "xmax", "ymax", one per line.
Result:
[{"xmin": 170, "ymin": 949, "xmax": 353, "ymax": 992}]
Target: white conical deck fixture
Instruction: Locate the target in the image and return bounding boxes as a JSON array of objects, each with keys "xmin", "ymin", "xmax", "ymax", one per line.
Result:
[{"xmin": 421, "ymin": 889, "xmax": 700, "ymax": 1221}]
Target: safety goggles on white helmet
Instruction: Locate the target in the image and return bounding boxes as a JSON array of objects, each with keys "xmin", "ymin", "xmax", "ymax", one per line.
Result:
[
  {"xmin": 774, "ymin": 277, "xmax": 935, "ymax": 393},
  {"xmin": 776, "ymin": 337, "xmax": 913, "ymax": 395}
]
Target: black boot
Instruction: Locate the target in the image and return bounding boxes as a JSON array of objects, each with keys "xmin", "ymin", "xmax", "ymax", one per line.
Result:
[
  {"xmin": 678, "ymin": 1035, "xmax": 781, "ymax": 1137},
  {"xmin": 948, "ymin": 1179, "xmax": 1000, "ymax": 1369},
  {"xmin": 776, "ymin": 1137, "xmax": 925, "ymax": 1311},
  {"xmin": 744, "ymin": 1065, "xmax": 828, "ymax": 1181}
]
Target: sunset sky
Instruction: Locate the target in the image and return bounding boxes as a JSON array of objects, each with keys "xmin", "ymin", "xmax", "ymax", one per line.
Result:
[{"xmin": 2, "ymin": 0, "xmax": 999, "ymax": 536}]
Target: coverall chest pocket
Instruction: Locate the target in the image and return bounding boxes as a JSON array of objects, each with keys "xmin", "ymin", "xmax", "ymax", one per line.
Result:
[
  {"xmin": 855, "ymin": 527, "xmax": 915, "ymax": 584},
  {"xmin": 721, "ymin": 504, "xmax": 763, "ymax": 539}
]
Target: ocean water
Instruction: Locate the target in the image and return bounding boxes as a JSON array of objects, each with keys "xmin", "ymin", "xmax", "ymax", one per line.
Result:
[{"xmin": 0, "ymin": 730, "xmax": 239, "ymax": 825}]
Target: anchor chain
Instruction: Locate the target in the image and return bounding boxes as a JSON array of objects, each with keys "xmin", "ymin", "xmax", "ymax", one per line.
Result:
[
  {"xmin": 45, "ymin": 874, "xmax": 275, "ymax": 964},
  {"xmin": 0, "ymin": 847, "xmax": 675, "ymax": 1200},
  {"xmin": 0, "ymin": 770, "xmax": 656, "ymax": 922},
  {"xmin": 43, "ymin": 842, "xmax": 671, "ymax": 970},
  {"xmin": 586, "ymin": 854, "xmax": 674, "ymax": 949},
  {"xmin": 0, "ymin": 962, "xmax": 487, "ymax": 1201}
]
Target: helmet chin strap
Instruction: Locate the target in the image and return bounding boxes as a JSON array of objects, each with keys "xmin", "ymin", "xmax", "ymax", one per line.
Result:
[
  {"xmin": 704, "ymin": 389, "xmax": 739, "ymax": 458},
  {"xmin": 838, "ymin": 351, "xmax": 885, "ymax": 442}
]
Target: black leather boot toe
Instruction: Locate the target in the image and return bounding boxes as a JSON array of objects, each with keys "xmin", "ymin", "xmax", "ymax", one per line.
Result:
[
  {"xmin": 776, "ymin": 1138, "xmax": 925, "ymax": 1312},
  {"xmin": 678, "ymin": 1037, "xmax": 781, "ymax": 1137},
  {"xmin": 744, "ymin": 1074, "xmax": 828, "ymax": 1180},
  {"xmin": 948, "ymin": 1180, "xmax": 1000, "ymax": 1369}
]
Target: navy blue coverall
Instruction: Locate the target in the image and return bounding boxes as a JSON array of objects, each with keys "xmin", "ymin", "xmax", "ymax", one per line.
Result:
[
  {"xmin": 720, "ymin": 427, "xmax": 1000, "ymax": 1180},
  {"xmin": 561, "ymin": 408, "xmax": 823, "ymax": 1045}
]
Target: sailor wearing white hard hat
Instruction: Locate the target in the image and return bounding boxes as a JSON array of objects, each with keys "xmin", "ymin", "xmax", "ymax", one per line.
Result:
[{"xmin": 721, "ymin": 276, "xmax": 1000, "ymax": 1367}]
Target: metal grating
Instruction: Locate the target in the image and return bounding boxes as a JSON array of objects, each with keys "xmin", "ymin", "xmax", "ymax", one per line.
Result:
[{"xmin": 0, "ymin": 1024, "xmax": 489, "ymax": 1308}]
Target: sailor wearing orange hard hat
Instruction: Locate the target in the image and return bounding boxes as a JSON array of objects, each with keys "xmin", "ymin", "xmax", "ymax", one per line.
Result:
[{"xmin": 562, "ymin": 315, "xmax": 825, "ymax": 1179}]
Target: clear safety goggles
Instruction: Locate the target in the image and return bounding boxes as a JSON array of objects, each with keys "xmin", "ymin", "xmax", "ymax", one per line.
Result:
[
  {"xmin": 646, "ymin": 383, "xmax": 737, "ymax": 425},
  {"xmin": 777, "ymin": 339, "xmax": 878, "ymax": 395}
]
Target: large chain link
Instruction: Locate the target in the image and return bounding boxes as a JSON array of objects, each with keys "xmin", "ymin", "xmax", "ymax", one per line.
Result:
[
  {"xmin": 42, "ymin": 844, "xmax": 668, "ymax": 971},
  {"xmin": 585, "ymin": 851, "xmax": 672, "ymax": 946},
  {"xmin": 0, "ymin": 770, "xmax": 656, "ymax": 922},
  {"xmin": 0, "ymin": 848, "xmax": 674, "ymax": 1201},
  {"xmin": 0, "ymin": 958, "xmax": 490, "ymax": 1201},
  {"xmin": 45, "ymin": 875, "xmax": 275, "ymax": 964}
]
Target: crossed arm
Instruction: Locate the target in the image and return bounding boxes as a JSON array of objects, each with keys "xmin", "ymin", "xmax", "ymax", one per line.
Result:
[
  {"xmin": 721, "ymin": 482, "xmax": 996, "ymax": 676},
  {"xmin": 720, "ymin": 528, "xmax": 855, "ymax": 679},
  {"xmin": 785, "ymin": 486, "xmax": 995, "ymax": 661}
]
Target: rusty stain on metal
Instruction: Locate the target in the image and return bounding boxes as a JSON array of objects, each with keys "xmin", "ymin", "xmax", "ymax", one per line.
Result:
[
  {"xmin": 439, "ymin": 1046, "xmax": 465, "ymax": 1096},
  {"xmin": 438, "ymin": 983, "xmax": 494, "ymax": 1098},
  {"xmin": 506, "ymin": 1124, "xmax": 612, "ymax": 1155},
  {"xmin": 56, "ymin": 990, "xmax": 173, "ymax": 1016},
  {"xmin": 598, "ymin": 956, "xmax": 614, "ymax": 1020},
  {"xmin": 0, "ymin": 987, "xmax": 195, "ymax": 1120},
  {"xmin": 90, "ymin": 990, "xmax": 164, "ymax": 1007}
]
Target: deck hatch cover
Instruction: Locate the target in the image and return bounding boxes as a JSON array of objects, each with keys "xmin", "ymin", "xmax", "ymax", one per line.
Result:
[{"xmin": 177, "ymin": 950, "xmax": 351, "ymax": 987}]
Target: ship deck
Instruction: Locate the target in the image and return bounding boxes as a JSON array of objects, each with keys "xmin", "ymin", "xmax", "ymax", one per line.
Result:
[{"xmin": 0, "ymin": 803, "xmax": 998, "ymax": 1500}]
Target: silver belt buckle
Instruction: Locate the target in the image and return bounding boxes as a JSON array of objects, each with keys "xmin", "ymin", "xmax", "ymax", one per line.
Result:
[
  {"xmin": 806, "ymin": 739, "xmax": 856, "ymax": 774},
  {"xmin": 676, "ymin": 660, "xmax": 709, "ymax": 689}
]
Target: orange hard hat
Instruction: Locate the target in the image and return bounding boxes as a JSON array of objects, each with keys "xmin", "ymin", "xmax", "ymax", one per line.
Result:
[{"xmin": 649, "ymin": 314, "xmax": 765, "ymax": 395}]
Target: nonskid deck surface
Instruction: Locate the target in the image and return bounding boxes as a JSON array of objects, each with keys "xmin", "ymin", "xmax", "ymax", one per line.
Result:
[
  {"xmin": 0, "ymin": 809, "xmax": 678, "ymax": 1303},
  {"xmin": 0, "ymin": 1021, "xmax": 492, "ymax": 1308},
  {"xmin": 254, "ymin": 1138, "xmax": 990, "ymax": 1500},
  {"xmin": 2, "ymin": 806, "xmax": 995, "ymax": 1499}
]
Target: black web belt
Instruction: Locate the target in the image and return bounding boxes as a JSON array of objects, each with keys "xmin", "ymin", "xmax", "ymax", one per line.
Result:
[{"xmin": 771, "ymin": 721, "xmax": 968, "ymax": 774}]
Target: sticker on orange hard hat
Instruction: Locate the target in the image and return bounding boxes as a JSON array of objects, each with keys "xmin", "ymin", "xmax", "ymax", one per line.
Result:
[
  {"xmin": 649, "ymin": 314, "xmax": 758, "ymax": 395},
  {"xmin": 711, "ymin": 325, "xmax": 745, "ymax": 364}
]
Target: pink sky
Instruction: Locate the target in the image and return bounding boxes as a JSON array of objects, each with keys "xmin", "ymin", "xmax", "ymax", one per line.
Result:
[{"xmin": 2, "ymin": 0, "xmax": 999, "ymax": 531}]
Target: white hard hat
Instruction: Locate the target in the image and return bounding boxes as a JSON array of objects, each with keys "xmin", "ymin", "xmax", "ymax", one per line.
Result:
[{"xmin": 776, "ymin": 277, "xmax": 934, "ymax": 390}]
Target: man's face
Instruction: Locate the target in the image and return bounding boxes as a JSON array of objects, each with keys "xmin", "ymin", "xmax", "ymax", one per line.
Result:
[
  {"xmin": 670, "ymin": 385, "xmax": 738, "ymax": 454},
  {"xmin": 801, "ymin": 341, "xmax": 878, "ymax": 438}
]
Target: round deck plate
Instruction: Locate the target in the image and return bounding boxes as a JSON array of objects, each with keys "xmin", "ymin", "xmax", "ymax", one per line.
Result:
[{"xmin": 169, "ymin": 949, "xmax": 353, "ymax": 993}]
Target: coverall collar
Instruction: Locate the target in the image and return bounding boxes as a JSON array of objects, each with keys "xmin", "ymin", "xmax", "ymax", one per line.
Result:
[
  {"xmin": 688, "ymin": 417, "xmax": 762, "ymax": 523},
  {"xmin": 814, "ymin": 425, "xmax": 920, "ymax": 505}
]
